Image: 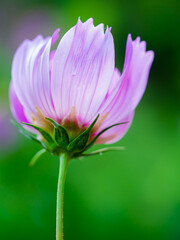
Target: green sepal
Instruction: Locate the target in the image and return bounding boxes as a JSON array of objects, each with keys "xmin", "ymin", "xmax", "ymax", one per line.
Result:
[
  {"xmin": 76, "ymin": 146, "xmax": 125, "ymax": 158},
  {"xmin": 55, "ymin": 127, "xmax": 69, "ymax": 147},
  {"xmin": 84, "ymin": 121, "xmax": 129, "ymax": 151},
  {"xmin": 46, "ymin": 118, "xmax": 69, "ymax": 147},
  {"xmin": 21, "ymin": 122, "xmax": 55, "ymax": 145},
  {"xmin": 11, "ymin": 119, "xmax": 40, "ymax": 143},
  {"xmin": 12, "ymin": 116, "xmax": 129, "ymax": 160},
  {"xmin": 29, "ymin": 149, "xmax": 46, "ymax": 167},
  {"xmin": 46, "ymin": 118, "xmax": 60, "ymax": 128},
  {"xmin": 67, "ymin": 114, "xmax": 99, "ymax": 153}
]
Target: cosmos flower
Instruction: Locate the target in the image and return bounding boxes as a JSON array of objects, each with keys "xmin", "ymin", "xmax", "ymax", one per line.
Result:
[
  {"xmin": 9, "ymin": 18, "xmax": 154, "ymax": 157},
  {"xmin": 9, "ymin": 18, "xmax": 154, "ymax": 240}
]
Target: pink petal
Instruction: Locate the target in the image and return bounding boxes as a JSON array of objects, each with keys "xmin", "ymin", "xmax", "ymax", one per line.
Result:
[
  {"xmin": 9, "ymin": 81, "xmax": 29, "ymax": 123},
  {"xmin": 98, "ymin": 68, "xmax": 122, "ymax": 111},
  {"xmin": 34, "ymin": 30, "xmax": 60, "ymax": 119},
  {"xmin": 107, "ymin": 68, "xmax": 121, "ymax": 95},
  {"xmin": 95, "ymin": 111, "xmax": 134, "ymax": 144},
  {"xmin": 51, "ymin": 18, "xmax": 115, "ymax": 123},
  {"xmin": 98, "ymin": 34, "xmax": 154, "ymax": 126},
  {"xmin": 12, "ymin": 29, "xmax": 60, "ymax": 120},
  {"xmin": 51, "ymin": 28, "xmax": 60, "ymax": 46}
]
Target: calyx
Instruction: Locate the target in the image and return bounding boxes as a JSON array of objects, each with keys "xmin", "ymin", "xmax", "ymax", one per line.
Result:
[{"xmin": 12, "ymin": 115, "xmax": 128, "ymax": 164}]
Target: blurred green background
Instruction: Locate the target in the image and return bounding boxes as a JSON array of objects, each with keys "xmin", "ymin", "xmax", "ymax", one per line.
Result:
[{"xmin": 0, "ymin": 0, "xmax": 180, "ymax": 239}]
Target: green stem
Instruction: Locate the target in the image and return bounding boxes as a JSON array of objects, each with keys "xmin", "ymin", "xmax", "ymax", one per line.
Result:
[{"xmin": 56, "ymin": 153, "xmax": 70, "ymax": 240}]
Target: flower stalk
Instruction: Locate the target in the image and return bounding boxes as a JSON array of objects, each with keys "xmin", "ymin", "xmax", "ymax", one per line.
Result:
[{"xmin": 56, "ymin": 153, "xmax": 70, "ymax": 240}]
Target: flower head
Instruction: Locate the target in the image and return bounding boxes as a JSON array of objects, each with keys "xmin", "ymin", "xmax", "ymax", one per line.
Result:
[{"xmin": 9, "ymin": 18, "xmax": 154, "ymax": 158}]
